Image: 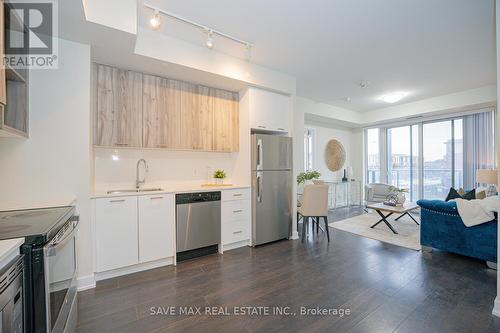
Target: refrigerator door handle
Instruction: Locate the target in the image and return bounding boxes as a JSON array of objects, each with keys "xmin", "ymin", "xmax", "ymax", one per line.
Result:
[
  {"xmin": 257, "ymin": 173, "xmax": 263, "ymax": 202},
  {"xmin": 257, "ymin": 139, "xmax": 263, "ymax": 170}
]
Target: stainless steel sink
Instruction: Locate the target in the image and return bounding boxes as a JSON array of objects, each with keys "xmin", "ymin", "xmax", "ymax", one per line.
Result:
[{"xmin": 106, "ymin": 188, "xmax": 164, "ymax": 194}]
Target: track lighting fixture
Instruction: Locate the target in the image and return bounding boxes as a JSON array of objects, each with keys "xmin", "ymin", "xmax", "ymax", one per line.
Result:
[{"xmin": 144, "ymin": 3, "xmax": 252, "ymax": 55}]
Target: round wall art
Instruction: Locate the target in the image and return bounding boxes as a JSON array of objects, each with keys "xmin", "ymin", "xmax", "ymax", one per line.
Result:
[{"xmin": 324, "ymin": 139, "xmax": 346, "ymax": 172}]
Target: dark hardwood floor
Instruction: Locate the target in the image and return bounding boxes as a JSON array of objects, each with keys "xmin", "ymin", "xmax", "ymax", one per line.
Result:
[{"xmin": 77, "ymin": 207, "xmax": 499, "ymax": 333}]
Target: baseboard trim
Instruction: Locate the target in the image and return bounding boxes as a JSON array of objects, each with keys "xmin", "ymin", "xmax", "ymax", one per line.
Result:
[
  {"xmin": 77, "ymin": 274, "xmax": 96, "ymax": 292},
  {"xmin": 222, "ymin": 240, "xmax": 250, "ymax": 252},
  {"xmin": 290, "ymin": 231, "xmax": 299, "ymax": 240},
  {"xmin": 493, "ymin": 297, "xmax": 500, "ymax": 317},
  {"xmin": 95, "ymin": 257, "xmax": 174, "ymax": 282}
]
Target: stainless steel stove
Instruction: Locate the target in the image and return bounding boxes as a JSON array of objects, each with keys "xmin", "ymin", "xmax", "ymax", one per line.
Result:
[{"xmin": 0, "ymin": 206, "xmax": 79, "ymax": 333}]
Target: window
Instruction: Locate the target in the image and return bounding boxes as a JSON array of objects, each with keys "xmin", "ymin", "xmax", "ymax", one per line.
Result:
[
  {"xmin": 387, "ymin": 125, "xmax": 419, "ymax": 201},
  {"xmin": 366, "ymin": 128, "xmax": 380, "ymax": 183},
  {"xmin": 304, "ymin": 129, "xmax": 314, "ymax": 171},
  {"xmin": 422, "ymin": 119, "xmax": 463, "ymax": 199},
  {"xmin": 364, "ymin": 110, "xmax": 494, "ymax": 201}
]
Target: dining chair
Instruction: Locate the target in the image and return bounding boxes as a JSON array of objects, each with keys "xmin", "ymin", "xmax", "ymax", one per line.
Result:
[{"xmin": 297, "ymin": 184, "xmax": 330, "ymax": 243}]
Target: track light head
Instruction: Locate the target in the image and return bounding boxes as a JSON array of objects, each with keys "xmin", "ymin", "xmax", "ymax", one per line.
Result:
[
  {"xmin": 206, "ymin": 30, "xmax": 214, "ymax": 49},
  {"xmin": 150, "ymin": 9, "xmax": 161, "ymax": 30}
]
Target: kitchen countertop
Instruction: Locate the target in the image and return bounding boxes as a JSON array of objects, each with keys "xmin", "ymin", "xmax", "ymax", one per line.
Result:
[
  {"xmin": 0, "ymin": 238, "xmax": 24, "ymax": 270},
  {"xmin": 91, "ymin": 184, "xmax": 251, "ymax": 199}
]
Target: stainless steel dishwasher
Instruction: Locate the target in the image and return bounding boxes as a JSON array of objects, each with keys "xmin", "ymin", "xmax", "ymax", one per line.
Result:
[{"xmin": 176, "ymin": 192, "xmax": 221, "ymax": 262}]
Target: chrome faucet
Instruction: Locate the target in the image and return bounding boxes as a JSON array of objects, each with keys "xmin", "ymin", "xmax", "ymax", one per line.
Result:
[{"xmin": 136, "ymin": 159, "xmax": 148, "ymax": 189}]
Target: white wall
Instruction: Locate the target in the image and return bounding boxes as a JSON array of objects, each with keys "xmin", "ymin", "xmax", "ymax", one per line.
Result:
[
  {"xmin": 83, "ymin": 0, "xmax": 137, "ymax": 34},
  {"xmin": 305, "ymin": 121, "xmax": 362, "ymax": 182},
  {"xmin": 291, "ymin": 95, "xmax": 304, "ymax": 239},
  {"xmin": 94, "ymin": 149, "xmax": 247, "ymax": 190},
  {"xmin": 296, "ymin": 96, "xmax": 361, "ymax": 126},
  {"xmin": 0, "ymin": 39, "xmax": 92, "ymax": 277}
]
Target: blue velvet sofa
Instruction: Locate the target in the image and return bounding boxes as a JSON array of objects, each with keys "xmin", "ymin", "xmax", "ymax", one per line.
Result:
[{"xmin": 417, "ymin": 199, "xmax": 497, "ymax": 265}]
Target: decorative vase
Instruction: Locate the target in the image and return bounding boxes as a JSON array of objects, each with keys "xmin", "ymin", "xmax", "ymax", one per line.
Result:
[
  {"xmin": 396, "ymin": 193, "xmax": 406, "ymax": 204},
  {"xmin": 342, "ymin": 169, "xmax": 348, "ymax": 182},
  {"xmin": 214, "ymin": 178, "xmax": 224, "ymax": 185}
]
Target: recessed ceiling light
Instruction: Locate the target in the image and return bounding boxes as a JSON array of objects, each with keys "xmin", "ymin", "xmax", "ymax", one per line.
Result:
[
  {"xmin": 379, "ymin": 91, "xmax": 409, "ymax": 103},
  {"xmin": 150, "ymin": 9, "xmax": 161, "ymax": 30}
]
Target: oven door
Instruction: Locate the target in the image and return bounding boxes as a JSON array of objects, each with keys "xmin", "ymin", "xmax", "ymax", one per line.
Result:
[{"xmin": 43, "ymin": 218, "xmax": 78, "ymax": 333}]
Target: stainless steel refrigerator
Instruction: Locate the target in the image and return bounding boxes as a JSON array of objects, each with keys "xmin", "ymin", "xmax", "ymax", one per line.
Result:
[{"xmin": 251, "ymin": 134, "xmax": 293, "ymax": 246}]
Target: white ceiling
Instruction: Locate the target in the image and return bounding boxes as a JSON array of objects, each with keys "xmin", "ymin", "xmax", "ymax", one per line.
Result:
[{"xmin": 141, "ymin": 0, "xmax": 496, "ymax": 112}]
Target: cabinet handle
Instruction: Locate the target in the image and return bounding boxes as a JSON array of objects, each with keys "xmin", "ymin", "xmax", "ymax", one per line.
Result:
[
  {"xmin": 233, "ymin": 230, "xmax": 243, "ymax": 234},
  {"xmin": 150, "ymin": 196, "xmax": 164, "ymax": 200},
  {"xmin": 233, "ymin": 209, "xmax": 243, "ymax": 213},
  {"xmin": 233, "ymin": 193, "xmax": 243, "ymax": 197},
  {"xmin": 277, "ymin": 128, "xmax": 285, "ymax": 131},
  {"xmin": 257, "ymin": 126, "xmax": 266, "ymax": 128},
  {"xmin": 109, "ymin": 199, "xmax": 125, "ymax": 203},
  {"xmin": 115, "ymin": 143, "xmax": 129, "ymax": 146}
]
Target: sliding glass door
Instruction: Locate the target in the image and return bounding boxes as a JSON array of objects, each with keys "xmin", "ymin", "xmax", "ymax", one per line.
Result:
[
  {"xmin": 366, "ymin": 128, "xmax": 380, "ymax": 183},
  {"xmin": 364, "ymin": 110, "xmax": 493, "ymax": 201},
  {"xmin": 387, "ymin": 125, "xmax": 419, "ymax": 201},
  {"xmin": 422, "ymin": 119, "xmax": 463, "ymax": 199}
]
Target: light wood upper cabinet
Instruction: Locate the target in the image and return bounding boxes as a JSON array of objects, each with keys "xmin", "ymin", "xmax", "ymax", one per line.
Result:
[
  {"xmin": 94, "ymin": 64, "xmax": 142, "ymax": 147},
  {"xmin": 213, "ymin": 89, "xmax": 239, "ymax": 152},
  {"xmin": 192, "ymin": 85, "xmax": 213, "ymax": 150},
  {"xmin": 94, "ymin": 64, "xmax": 239, "ymax": 152},
  {"xmin": 143, "ymin": 75, "xmax": 180, "ymax": 148}
]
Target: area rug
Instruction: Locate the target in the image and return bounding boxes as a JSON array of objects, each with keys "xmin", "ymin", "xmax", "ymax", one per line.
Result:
[{"xmin": 329, "ymin": 212, "xmax": 421, "ymax": 251}]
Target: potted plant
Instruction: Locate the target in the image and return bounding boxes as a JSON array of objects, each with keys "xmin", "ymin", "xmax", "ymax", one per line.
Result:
[
  {"xmin": 297, "ymin": 171, "xmax": 321, "ymax": 186},
  {"xmin": 388, "ymin": 186, "xmax": 409, "ymax": 204},
  {"xmin": 213, "ymin": 169, "xmax": 226, "ymax": 185}
]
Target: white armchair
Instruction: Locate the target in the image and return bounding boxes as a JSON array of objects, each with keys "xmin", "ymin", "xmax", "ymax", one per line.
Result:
[{"xmin": 365, "ymin": 183, "xmax": 392, "ymax": 204}]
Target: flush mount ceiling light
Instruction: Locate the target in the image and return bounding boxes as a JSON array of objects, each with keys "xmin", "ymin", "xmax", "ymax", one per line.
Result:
[
  {"xmin": 144, "ymin": 3, "xmax": 252, "ymax": 54},
  {"xmin": 379, "ymin": 91, "xmax": 409, "ymax": 103},
  {"xmin": 149, "ymin": 9, "xmax": 161, "ymax": 30}
]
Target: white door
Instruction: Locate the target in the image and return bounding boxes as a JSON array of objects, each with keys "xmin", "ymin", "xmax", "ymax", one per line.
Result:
[
  {"xmin": 95, "ymin": 196, "xmax": 138, "ymax": 272},
  {"xmin": 138, "ymin": 194, "xmax": 175, "ymax": 263}
]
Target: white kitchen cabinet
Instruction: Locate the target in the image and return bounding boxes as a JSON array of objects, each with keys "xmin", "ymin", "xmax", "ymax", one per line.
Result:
[
  {"xmin": 221, "ymin": 189, "xmax": 251, "ymax": 249},
  {"xmin": 138, "ymin": 194, "xmax": 175, "ymax": 263},
  {"xmin": 221, "ymin": 188, "xmax": 251, "ymax": 201},
  {"xmin": 249, "ymin": 87, "xmax": 291, "ymax": 133},
  {"xmin": 95, "ymin": 196, "xmax": 138, "ymax": 272}
]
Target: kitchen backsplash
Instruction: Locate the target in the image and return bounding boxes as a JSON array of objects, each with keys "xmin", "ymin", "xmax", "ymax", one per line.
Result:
[{"xmin": 93, "ymin": 148, "xmax": 242, "ymax": 190}]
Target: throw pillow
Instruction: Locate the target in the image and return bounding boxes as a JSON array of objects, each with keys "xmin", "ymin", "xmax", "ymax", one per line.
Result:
[
  {"xmin": 445, "ymin": 188, "xmax": 462, "ymax": 201},
  {"xmin": 462, "ymin": 189, "xmax": 476, "ymax": 200},
  {"xmin": 445, "ymin": 188, "xmax": 476, "ymax": 201},
  {"xmin": 476, "ymin": 190, "xmax": 486, "ymax": 200}
]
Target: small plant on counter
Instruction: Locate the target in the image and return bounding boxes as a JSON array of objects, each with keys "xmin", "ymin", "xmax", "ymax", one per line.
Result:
[
  {"xmin": 213, "ymin": 170, "xmax": 227, "ymax": 179},
  {"xmin": 297, "ymin": 170, "xmax": 321, "ymax": 184}
]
